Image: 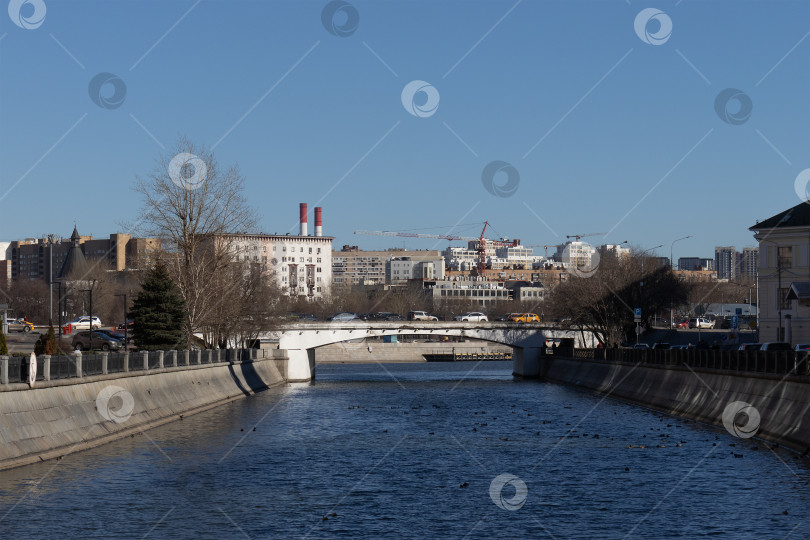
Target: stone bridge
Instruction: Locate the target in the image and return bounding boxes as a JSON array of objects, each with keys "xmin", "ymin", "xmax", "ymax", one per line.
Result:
[{"xmin": 269, "ymin": 322, "xmax": 595, "ymax": 381}]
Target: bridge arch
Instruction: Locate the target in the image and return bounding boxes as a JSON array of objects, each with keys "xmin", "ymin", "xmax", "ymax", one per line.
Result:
[{"xmin": 271, "ymin": 322, "xmax": 594, "ymax": 381}]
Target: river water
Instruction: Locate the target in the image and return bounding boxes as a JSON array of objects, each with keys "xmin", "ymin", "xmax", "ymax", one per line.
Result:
[{"xmin": 0, "ymin": 361, "xmax": 808, "ymax": 539}]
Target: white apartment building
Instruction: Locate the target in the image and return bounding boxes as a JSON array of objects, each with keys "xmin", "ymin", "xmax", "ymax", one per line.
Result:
[
  {"xmin": 388, "ymin": 257, "xmax": 445, "ymax": 284},
  {"xmin": 225, "ymin": 203, "xmax": 332, "ymax": 300}
]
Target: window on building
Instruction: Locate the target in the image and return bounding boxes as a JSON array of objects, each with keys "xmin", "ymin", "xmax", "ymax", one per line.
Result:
[
  {"xmin": 778, "ymin": 287, "xmax": 792, "ymax": 310},
  {"xmin": 308, "ymin": 247, "xmax": 312, "ymax": 254},
  {"xmin": 778, "ymin": 246, "xmax": 793, "ymax": 269}
]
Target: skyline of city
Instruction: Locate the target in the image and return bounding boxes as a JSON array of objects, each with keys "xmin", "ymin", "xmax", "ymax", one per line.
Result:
[{"xmin": 2, "ymin": 1, "xmax": 809, "ymax": 257}]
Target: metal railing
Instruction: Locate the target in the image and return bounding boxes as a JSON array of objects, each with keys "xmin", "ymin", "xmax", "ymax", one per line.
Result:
[
  {"xmin": 0, "ymin": 348, "xmax": 272, "ymax": 385},
  {"xmin": 545, "ymin": 347, "xmax": 810, "ymax": 376}
]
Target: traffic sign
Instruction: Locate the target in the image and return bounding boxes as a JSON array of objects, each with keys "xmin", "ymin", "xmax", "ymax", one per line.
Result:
[
  {"xmin": 731, "ymin": 315, "xmax": 738, "ymax": 329},
  {"xmin": 0, "ymin": 304, "xmax": 8, "ymax": 310},
  {"xmin": 634, "ymin": 308, "xmax": 642, "ymax": 323}
]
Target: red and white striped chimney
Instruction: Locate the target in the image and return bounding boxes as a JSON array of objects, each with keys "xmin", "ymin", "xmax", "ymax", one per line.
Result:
[
  {"xmin": 314, "ymin": 207, "xmax": 322, "ymax": 237},
  {"xmin": 299, "ymin": 203, "xmax": 308, "ymax": 236}
]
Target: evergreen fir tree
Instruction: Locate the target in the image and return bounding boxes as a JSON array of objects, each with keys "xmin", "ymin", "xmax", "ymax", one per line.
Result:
[
  {"xmin": 130, "ymin": 261, "xmax": 187, "ymax": 350},
  {"xmin": 44, "ymin": 325, "xmax": 58, "ymax": 355},
  {"xmin": 0, "ymin": 330, "xmax": 6, "ymax": 355}
]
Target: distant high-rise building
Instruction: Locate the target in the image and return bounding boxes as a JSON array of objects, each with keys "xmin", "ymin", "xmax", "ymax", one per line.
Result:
[
  {"xmin": 739, "ymin": 247, "xmax": 759, "ymax": 278},
  {"xmin": 715, "ymin": 246, "xmax": 737, "ymax": 280}
]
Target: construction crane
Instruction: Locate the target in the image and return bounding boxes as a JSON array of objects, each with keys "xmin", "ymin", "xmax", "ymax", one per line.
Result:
[
  {"xmin": 355, "ymin": 221, "xmax": 520, "ymax": 276},
  {"xmin": 543, "ymin": 244, "xmax": 564, "ymax": 258},
  {"xmin": 566, "ymin": 232, "xmax": 606, "ymax": 241}
]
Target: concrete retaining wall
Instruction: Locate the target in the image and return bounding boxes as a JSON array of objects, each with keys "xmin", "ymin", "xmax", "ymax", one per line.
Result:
[
  {"xmin": 0, "ymin": 354, "xmax": 287, "ymax": 470},
  {"xmin": 541, "ymin": 356, "xmax": 810, "ymax": 453},
  {"xmin": 316, "ymin": 341, "xmax": 513, "ymax": 364}
]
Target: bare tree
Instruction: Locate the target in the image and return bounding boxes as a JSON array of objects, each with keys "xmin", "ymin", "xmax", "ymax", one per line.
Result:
[
  {"xmin": 134, "ymin": 137, "xmax": 258, "ymax": 347},
  {"xmin": 547, "ymin": 252, "xmax": 689, "ymax": 345}
]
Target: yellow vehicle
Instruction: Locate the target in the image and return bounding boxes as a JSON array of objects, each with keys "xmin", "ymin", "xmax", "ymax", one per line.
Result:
[
  {"xmin": 509, "ymin": 313, "xmax": 541, "ymax": 323},
  {"xmin": 8, "ymin": 318, "xmax": 34, "ymax": 333}
]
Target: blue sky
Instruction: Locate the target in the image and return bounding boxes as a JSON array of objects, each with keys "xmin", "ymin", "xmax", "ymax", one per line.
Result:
[{"xmin": 1, "ymin": 0, "xmax": 809, "ymax": 262}]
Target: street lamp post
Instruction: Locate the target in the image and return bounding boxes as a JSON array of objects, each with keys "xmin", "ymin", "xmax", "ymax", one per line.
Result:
[
  {"xmin": 80, "ymin": 288, "xmax": 93, "ymax": 350},
  {"xmin": 47, "ymin": 234, "xmax": 56, "ymax": 325},
  {"xmin": 669, "ymin": 235, "xmax": 692, "ymax": 328}
]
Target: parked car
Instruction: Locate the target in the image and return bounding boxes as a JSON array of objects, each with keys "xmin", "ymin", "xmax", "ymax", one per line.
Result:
[
  {"xmin": 7, "ymin": 318, "xmax": 34, "ymax": 333},
  {"xmin": 652, "ymin": 343, "xmax": 671, "ymax": 349},
  {"xmin": 454, "ymin": 312, "xmax": 488, "ymax": 322},
  {"xmin": 760, "ymin": 342, "xmax": 792, "ymax": 351},
  {"xmin": 495, "ymin": 313, "xmax": 519, "ymax": 322},
  {"xmin": 69, "ymin": 316, "xmax": 102, "ymax": 330},
  {"xmin": 671, "ymin": 344, "xmax": 688, "ymax": 350},
  {"xmin": 118, "ymin": 319, "xmax": 134, "ymax": 330},
  {"xmin": 794, "ymin": 344, "xmax": 810, "ymax": 351},
  {"xmin": 374, "ymin": 312, "xmax": 404, "ymax": 321},
  {"xmin": 95, "ymin": 328, "xmax": 129, "ymax": 344},
  {"xmin": 738, "ymin": 343, "xmax": 762, "ymax": 351},
  {"xmin": 408, "ymin": 311, "xmax": 438, "ymax": 321},
  {"xmin": 71, "ymin": 330, "xmax": 123, "ymax": 351},
  {"xmin": 327, "ymin": 312, "xmax": 360, "ymax": 322},
  {"xmin": 510, "ymin": 313, "xmax": 541, "ymax": 323},
  {"xmin": 297, "ymin": 313, "xmax": 318, "ymax": 322},
  {"xmin": 688, "ymin": 317, "xmax": 715, "ymax": 329},
  {"xmin": 632, "ymin": 343, "xmax": 650, "ymax": 349}
]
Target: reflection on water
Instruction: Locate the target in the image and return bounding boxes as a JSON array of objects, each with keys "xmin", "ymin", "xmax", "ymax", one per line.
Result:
[{"xmin": 0, "ymin": 361, "xmax": 808, "ymax": 539}]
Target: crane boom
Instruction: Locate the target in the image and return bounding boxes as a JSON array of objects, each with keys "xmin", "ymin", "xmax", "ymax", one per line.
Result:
[
  {"xmin": 566, "ymin": 232, "xmax": 606, "ymax": 241},
  {"xmin": 355, "ymin": 222, "xmax": 521, "ymax": 277},
  {"xmin": 354, "ymin": 230, "xmax": 477, "ymax": 241}
]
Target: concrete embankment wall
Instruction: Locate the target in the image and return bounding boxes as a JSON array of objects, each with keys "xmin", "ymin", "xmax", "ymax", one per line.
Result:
[
  {"xmin": 0, "ymin": 353, "xmax": 287, "ymax": 471},
  {"xmin": 316, "ymin": 341, "xmax": 513, "ymax": 364},
  {"xmin": 541, "ymin": 357, "xmax": 810, "ymax": 453}
]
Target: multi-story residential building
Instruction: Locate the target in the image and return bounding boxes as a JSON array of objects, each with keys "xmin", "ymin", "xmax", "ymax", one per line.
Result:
[
  {"xmin": 333, "ymin": 247, "xmax": 442, "ymax": 286},
  {"xmin": 554, "ymin": 241, "xmax": 596, "ymax": 271},
  {"xmin": 749, "ymin": 202, "xmax": 810, "ymax": 343},
  {"xmin": 226, "ymin": 204, "xmax": 332, "ymax": 299},
  {"xmin": 739, "ymin": 247, "xmax": 759, "ymax": 278},
  {"xmin": 388, "ymin": 257, "xmax": 445, "ymax": 284},
  {"xmin": 715, "ymin": 246, "xmax": 737, "ymax": 280},
  {"xmin": 8, "ymin": 227, "xmax": 160, "ymax": 283}
]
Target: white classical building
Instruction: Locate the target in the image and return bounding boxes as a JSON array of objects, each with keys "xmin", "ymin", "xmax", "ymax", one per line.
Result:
[
  {"xmin": 226, "ymin": 203, "xmax": 333, "ymax": 300},
  {"xmin": 750, "ymin": 202, "xmax": 810, "ymax": 344}
]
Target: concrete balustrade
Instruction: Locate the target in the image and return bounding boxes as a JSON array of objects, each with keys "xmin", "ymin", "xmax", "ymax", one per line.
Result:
[
  {"xmin": 1, "ymin": 356, "xmax": 7, "ymax": 385},
  {"xmin": 100, "ymin": 353, "xmax": 108, "ymax": 375},
  {"xmin": 41, "ymin": 355, "xmax": 51, "ymax": 381},
  {"xmin": 73, "ymin": 352, "xmax": 82, "ymax": 378}
]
